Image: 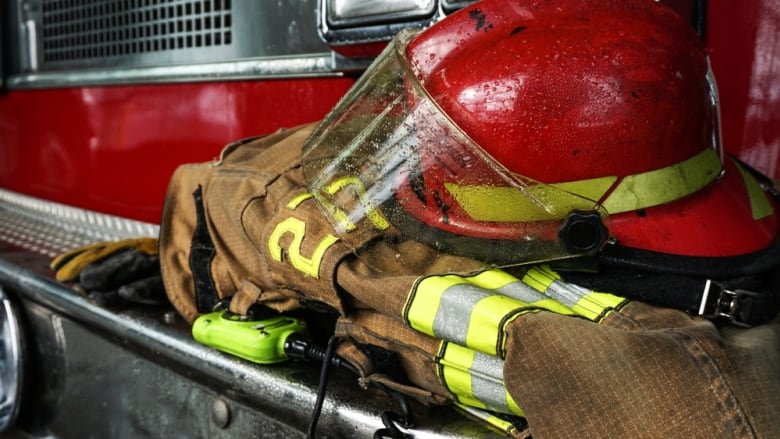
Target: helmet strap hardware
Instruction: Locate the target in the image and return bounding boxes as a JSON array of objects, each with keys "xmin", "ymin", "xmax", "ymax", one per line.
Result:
[{"xmin": 699, "ymin": 279, "xmax": 760, "ymax": 328}]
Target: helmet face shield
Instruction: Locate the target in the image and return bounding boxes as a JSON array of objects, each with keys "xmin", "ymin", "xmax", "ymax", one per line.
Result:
[{"xmin": 302, "ymin": 29, "xmax": 609, "ymax": 270}]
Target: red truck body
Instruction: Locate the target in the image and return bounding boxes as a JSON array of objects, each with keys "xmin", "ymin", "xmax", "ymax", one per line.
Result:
[{"xmin": 1, "ymin": 1, "xmax": 778, "ymax": 223}]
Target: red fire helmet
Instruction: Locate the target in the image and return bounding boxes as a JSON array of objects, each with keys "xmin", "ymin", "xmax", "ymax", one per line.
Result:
[{"xmin": 302, "ymin": 0, "xmax": 778, "ymax": 269}]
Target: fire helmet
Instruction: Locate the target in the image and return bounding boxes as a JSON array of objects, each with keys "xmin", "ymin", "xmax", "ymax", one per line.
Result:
[{"xmin": 301, "ymin": 0, "xmax": 778, "ymax": 273}]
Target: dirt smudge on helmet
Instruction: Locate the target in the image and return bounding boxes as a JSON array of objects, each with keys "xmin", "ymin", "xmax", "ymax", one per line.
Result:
[{"xmin": 468, "ymin": 9, "xmax": 494, "ymax": 32}]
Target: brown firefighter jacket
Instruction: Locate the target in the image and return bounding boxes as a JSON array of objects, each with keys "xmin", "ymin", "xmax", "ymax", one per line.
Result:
[{"xmin": 160, "ymin": 123, "xmax": 780, "ymax": 439}]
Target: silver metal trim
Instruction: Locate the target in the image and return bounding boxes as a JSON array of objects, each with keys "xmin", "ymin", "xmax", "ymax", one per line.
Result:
[
  {"xmin": 441, "ymin": 0, "xmax": 475, "ymax": 12},
  {"xmin": 706, "ymin": 56, "xmax": 725, "ymax": 164},
  {"xmin": 699, "ymin": 279, "xmax": 712, "ymax": 316},
  {"xmin": 7, "ymin": 53, "xmax": 370, "ymax": 89},
  {"xmin": 318, "ymin": 0, "xmax": 437, "ymax": 47},
  {"xmin": 326, "ymin": 0, "xmax": 437, "ymax": 28},
  {"xmin": 22, "ymin": 3, "xmax": 39, "ymax": 71},
  {"xmin": 317, "ymin": 0, "xmax": 477, "ymax": 47},
  {"xmin": 0, "ymin": 260, "xmax": 379, "ymax": 436},
  {"xmin": 0, "ymin": 288, "xmax": 24, "ymax": 433}
]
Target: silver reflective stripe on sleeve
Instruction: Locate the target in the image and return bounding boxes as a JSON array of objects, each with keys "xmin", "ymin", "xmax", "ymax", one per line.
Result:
[
  {"xmin": 404, "ymin": 266, "xmax": 624, "ymax": 358},
  {"xmin": 438, "ymin": 342, "xmax": 523, "ymax": 417}
]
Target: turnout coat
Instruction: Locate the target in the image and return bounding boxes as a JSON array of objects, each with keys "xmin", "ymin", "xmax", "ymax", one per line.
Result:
[{"xmin": 159, "ymin": 123, "xmax": 780, "ymax": 439}]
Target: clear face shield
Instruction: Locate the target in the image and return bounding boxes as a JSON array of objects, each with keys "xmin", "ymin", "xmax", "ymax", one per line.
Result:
[{"xmin": 301, "ymin": 29, "xmax": 610, "ymax": 272}]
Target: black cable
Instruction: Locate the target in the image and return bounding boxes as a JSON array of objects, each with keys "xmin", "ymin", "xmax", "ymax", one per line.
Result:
[
  {"xmin": 374, "ymin": 411, "xmax": 411, "ymax": 439},
  {"xmin": 286, "ymin": 333, "xmax": 415, "ymax": 438},
  {"xmin": 285, "ymin": 333, "xmax": 360, "ymax": 376},
  {"xmin": 372, "ymin": 382, "xmax": 415, "ymax": 439},
  {"xmin": 306, "ymin": 335, "xmax": 340, "ymax": 439}
]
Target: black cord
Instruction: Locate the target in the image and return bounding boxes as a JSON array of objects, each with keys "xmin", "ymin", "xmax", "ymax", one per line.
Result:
[
  {"xmin": 306, "ymin": 335, "xmax": 340, "ymax": 439},
  {"xmin": 372, "ymin": 382, "xmax": 415, "ymax": 439},
  {"xmin": 374, "ymin": 411, "xmax": 412, "ymax": 439},
  {"xmin": 286, "ymin": 333, "xmax": 415, "ymax": 439}
]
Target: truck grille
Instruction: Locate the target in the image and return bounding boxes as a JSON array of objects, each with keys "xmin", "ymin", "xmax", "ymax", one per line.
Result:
[{"xmin": 41, "ymin": 0, "xmax": 233, "ymax": 63}]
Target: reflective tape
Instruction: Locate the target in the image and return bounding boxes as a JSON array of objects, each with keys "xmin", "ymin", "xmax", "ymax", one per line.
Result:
[
  {"xmin": 456, "ymin": 404, "xmax": 524, "ymax": 437},
  {"xmin": 408, "ymin": 267, "xmax": 627, "ymax": 421},
  {"xmin": 438, "ymin": 342, "xmax": 523, "ymax": 417},
  {"xmin": 404, "ymin": 266, "xmax": 626, "ymax": 357},
  {"xmin": 406, "ymin": 270, "xmax": 569, "ymax": 357},
  {"xmin": 602, "ymin": 148, "xmax": 722, "ymax": 214},
  {"xmin": 444, "ymin": 177, "xmax": 615, "ymax": 221},
  {"xmin": 521, "ymin": 265, "xmax": 626, "ymax": 321},
  {"xmin": 444, "ymin": 148, "xmax": 723, "ymax": 220},
  {"xmin": 734, "ymin": 161, "xmax": 774, "ymax": 220}
]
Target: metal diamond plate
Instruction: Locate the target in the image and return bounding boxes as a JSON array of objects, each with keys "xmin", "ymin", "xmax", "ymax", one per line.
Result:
[{"xmin": 0, "ymin": 188, "xmax": 159, "ymax": 257}]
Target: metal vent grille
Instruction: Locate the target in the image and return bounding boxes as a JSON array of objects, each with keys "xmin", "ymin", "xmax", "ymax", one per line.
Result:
[{"xmin": 42, "ymin": 0, "xmax": 232, "ymax": 63}]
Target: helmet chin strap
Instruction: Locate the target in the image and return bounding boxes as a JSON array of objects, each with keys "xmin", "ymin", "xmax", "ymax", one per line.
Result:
[
  {"xmin": 553, "ymin": 185, "xmax": 780, "ymax": 327},
  {"xmin": 554, "ymin": 258, "xmax": 780, "ymax": 327},
  {"xmin": 596, "ymin": 237, "xmax": 780, "ymax": 279},
  {"xmin": 549, "ymin": 158, "xmax": 780, "ymax": 327}
]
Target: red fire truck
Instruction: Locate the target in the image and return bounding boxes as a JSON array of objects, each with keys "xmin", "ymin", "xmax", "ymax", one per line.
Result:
[{"xmin": 0, "ymin": 1, "xmax": 777, "ymax": 437}]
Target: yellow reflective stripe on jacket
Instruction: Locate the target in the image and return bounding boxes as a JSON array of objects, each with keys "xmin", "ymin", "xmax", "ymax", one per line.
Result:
[
  {"xmin": 437, "ymin": 342, "xmax": 523, "ymax": 417},
  {"xmin": 521, "ymin": 265, "xmax": 626, "ymax": 322},
  {"xmin": 405, "ymin": 269, "xmax": 573, "ymax": 357},
  {"xmin": 404, "ymin": 266, "xmax": 626, "ymax": 357},
  {"xmin": 444, "ymin": 148, "xmax": 722, "ymax": 220},
  {"xmin": 456, "ymin": 404, "xmax": 523, "ymax": 438}
]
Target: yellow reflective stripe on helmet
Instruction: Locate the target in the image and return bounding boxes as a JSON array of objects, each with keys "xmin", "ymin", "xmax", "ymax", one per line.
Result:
[
  {"xmin": 443, "ymin": 177, "xmax": 614, "ymax": 221},
  {"xmin": 444, "ymin": 148, "xmax": 722, "ymax": 221},
  {"xmin": 602, "ymin": 148, "xmax": 722, "ymax": 214},
  {"xmin": 438, "ymin": 342, "xmax": 523, "ymax": 417},
  {"xmin": 734, "ymin": 161, "xmax": 774, "ymax": 220}
]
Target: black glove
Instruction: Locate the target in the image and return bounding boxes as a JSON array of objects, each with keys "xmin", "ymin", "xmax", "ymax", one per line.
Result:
[
  {"xmin": 50, "ymin": 237, "xmax": 158, "ymax": 282},
  {"xmin": 51, "ymin": 239, "xmax": 167, "ymax": 307}
]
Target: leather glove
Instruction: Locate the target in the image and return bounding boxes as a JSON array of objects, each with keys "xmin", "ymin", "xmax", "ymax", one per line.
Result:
[
  {"xmin": 50, "ymin": 237, "xmax": 158, "ymax": 282},
  {"xmin": 51, "ymin": 238, "xmax": 167, "ymax": 306}
]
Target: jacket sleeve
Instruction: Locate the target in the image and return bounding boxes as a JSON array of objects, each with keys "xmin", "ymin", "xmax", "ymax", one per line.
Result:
[{"xmin": 502, "ymin": 301, "xmax": 780, "ymax": 438}]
